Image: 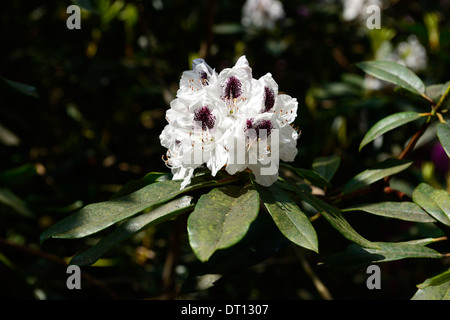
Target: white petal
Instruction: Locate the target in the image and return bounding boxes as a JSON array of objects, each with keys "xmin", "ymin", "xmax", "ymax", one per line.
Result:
[
  {"xmin": 249, "ymin": 163, "xmax": 279, "ymax": 187},
  {"xmin": 273, "ymin": 94, "xmax": 298, "ymax": 126}
]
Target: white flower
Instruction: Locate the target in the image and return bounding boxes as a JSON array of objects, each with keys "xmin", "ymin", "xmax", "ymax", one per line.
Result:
[
  {"xmin": 160, "ymin": 56, "xmax": 299, "ymax": 189},
  {"xmin": 177, "ymin": 58, "xmax": 217, "ymax": 106},
  {"xmin": 391, "ymin": 35, "xmax": 427, "ymax": 72},
  {"xmin": 241, "ymin": 0, "xmax": 285, "ymax": 30},
  {"xmin": 342, "ymin": 0, "xmax": 381, "ymax": 22}
]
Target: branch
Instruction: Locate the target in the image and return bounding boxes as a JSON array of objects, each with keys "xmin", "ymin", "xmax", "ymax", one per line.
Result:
[{"xmin": 435, "ymin": 83, "xmax": 450, "ymax": 112}]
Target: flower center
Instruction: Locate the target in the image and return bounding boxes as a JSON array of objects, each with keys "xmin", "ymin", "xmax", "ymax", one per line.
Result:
[
  {"xmin": 222, "ymin": 76, "xmax": 242, "ymax": 100},
  {"xmin": 194, "ymin": 106, "xmax": 215, "ymax": 130},
  {"xmin": 199, "ymin": 71, "xmax": 209, "ymax": 86},
  {"xmin": 263, "ymin": 86, "xmax": 275, "ymax": 112},
  {"xmin": 246, "ymin": 118, "xmax": 273, "ymax": 138}
]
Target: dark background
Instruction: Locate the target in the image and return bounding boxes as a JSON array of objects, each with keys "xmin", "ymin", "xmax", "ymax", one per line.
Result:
[{"xmin": 1, "ymin": 0, "xmax": 449, "ymax": 299}]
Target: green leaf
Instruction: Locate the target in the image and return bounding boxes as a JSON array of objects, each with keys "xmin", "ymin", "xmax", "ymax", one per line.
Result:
[
  {"xmin": 187, "ymin": 185, "xmax": 260, "ymax": 262},
  {"xmin": 40, "ymin": 176, "xmax": 236, "ymax": 243},
  {"xmin": 412, "ymin": 281, "xmax": 450, "ymax": 300},
  {"xmin": 359, "ymin": 112, "xmax": 423, "ymax": 151},
  {"xmin": 0, "ymin": 188, "xmax": 34, "ymax": 218},
  {"xmin": 289, "ymin": 182, "xmax": 379, "ymax": 249},
  {"xmin": 254, "ymin": 181, "xmax": 318, "ymax": 253},
  {"xmin": 70, "ymin": 196, "xmax": 194, "ymax": 266},
  {"xmin": 281, "ymin": 164, "xmax": 331, "ymax": 188},
  {"xmin": 437, "ymin": 121, "xmax": 450, "ymax": 158},
  {"xmin": 356, "ymin": 61, "xmax": 425, "ymax": 96},
  {"xmin": 111, "ymin": 172, "xmax": 168, "ymax": 199},
  {"xmin": 1, "ymin": 77, "xmax": 40, "ymax": 99},
  {"xmin": 343, "ymin": 201, "xmax": 437, "ymax": 223},
  {"xmin": 312, "ymin": 155, "xmax": 341, "ymax": 182},
  {"xmin": 412, "ymin": 183, "xmax": 450, "ymax": 226},
  {"xmin": 342, "ymin": 158, "xmax": 413, "ymax": 194},
  {"xmin": 181, "ymin": 210, "xmax": 290, "ymax": 293},
  {"xmin": 417, "ymin": 269, "xmax": 450, "ymax": 289},
  {"xmin": 412, "ymin": 270, "xmax": 450, "ymax": 300},
  {"xmin": 322, "ymin": 240, "xmax": 443, "ymax": 273}
]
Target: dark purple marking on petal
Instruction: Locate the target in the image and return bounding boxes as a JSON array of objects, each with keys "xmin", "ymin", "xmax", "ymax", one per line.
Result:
[
  {"xmin": 263, "ymin": 86, "xmax": 275, "ymax": 112},
  {"xmin": 246, "ymin": 118, "xmax": 273, "ymax": 138},
  {"xmin": 222, "ymin": 76, "xmax": 242, "ymax": 100},
  {"xmin": 194, "ymin": 106, "xmax": 215, "ymax": 130},
  {"xmin": 199, "ymin": 71, "xmax": 209, "ymax": 85}
]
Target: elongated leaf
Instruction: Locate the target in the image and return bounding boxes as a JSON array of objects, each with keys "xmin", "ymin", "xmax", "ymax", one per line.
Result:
[
  {"xmin": 1, "ymin": 77, "xmax": 40, "ymax": 99},
  {"xmin": 188, "ymin": 186, "xmax": 260, "ymax": 262},
  {"xmin": 417, "ymin": 269, "xmax": 450, "ymax": 289},
  {"xmin": 0, "ymin": 188, "xmax": 34, "ymax": 218},
  {"xmin": 281, "ymin": 164, "xmax": 331, "ymax": 188},
  {"xmin": 254, "ymin": 181, "xmax": 318, "ymax": 253},
  {"xmin": 70, "ymin": 196, "xmax": 194, "ymax": 266},
  {"xmin": 312, "ymin": 155, "xmax": 341, "ymax": 182},
  {"xmin": 322, "ymin": 240, "xmax": 443, "ymax": 273},
  {"xmin": 40, "ymin": 176, "xmax": 236, "ymax": 242},
  {"xmin": 356, "ymin": 61, "xmax": 425, "ymax": 96},
  {"xmin": 111, "ymin": 172, "xmax": 168, "ymax": 199},
  {"xmin": 412, "ymin": 271, "xmax": 450, "ymax": 300},
  {"xmin": 359, "ymin": 112, "xmax": 423, "ymax": 151},
  {"xmin": 412, "ymin": 282, "xmax": 450, "ymax": 300},
  {"xmin": 343, "ymin": 201, "xmax": 437, "ymax": 223},
  {"xmin": 342, "ymin": 158, "xmax": 413, "ymax": 194},
  {"xmin": 412, "ymin": 183, "xmax": 450, "ymax": 226},
  {"xmin": 289, "ymin": 181, "xmax": 379, "ymax": 249},
  {"xmin": 437, "ymin": 121, "xmax": 450, "ymax": 158}
]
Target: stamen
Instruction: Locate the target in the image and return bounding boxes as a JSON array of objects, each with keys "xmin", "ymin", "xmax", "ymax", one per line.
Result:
[{"xmin": 199, "ymin": 71, "xmax": 209, "ymax": 86}]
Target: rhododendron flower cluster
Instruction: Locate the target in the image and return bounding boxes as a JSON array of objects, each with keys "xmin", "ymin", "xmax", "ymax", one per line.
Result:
[{"xmin": 160, "ymin": 56, "xmax": 300, "ymax": 189}]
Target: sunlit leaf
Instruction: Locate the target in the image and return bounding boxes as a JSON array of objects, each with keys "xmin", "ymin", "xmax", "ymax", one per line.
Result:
[
  {"xmin": 254, "ymin": 181, "xmax": 318, "ymax": 253},
  {"xmin": 187, "ymin": 185, "xmax": 260, "ymax": 262},
  {"xmin": 343, "ymin": 201, "xmax": 436, "ymax": 223},
  {"xmin": 412, "ymin": 183, "xmax": 450, "ymax": 226},
  {"xmin": 412, "ymin": 270, "xmax": 450, "ymax": 300},
  {"xmin": 416, "ymin": 269, "xmax": 450, "ymax": 289},
  {"xmin": 70, "ymin": 196, "xmax": 194, "ymax": 266},
  {"xmin": 40, "ymin": 176, "xmax": 237, "ymax": 243},
  {"xmin": 111, "ymin": 172, "xmax": 168, "ymax": 199},
  {"xmin": 359, "ymin": 111, "xmax": 423, "ymax": 151},
  {"xmin": 356, "ymin": 61, "xmax": 425, "ymax": 96}
]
